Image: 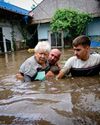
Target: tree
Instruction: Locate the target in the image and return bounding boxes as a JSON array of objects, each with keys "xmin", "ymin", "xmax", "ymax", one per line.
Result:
[{"xmin": 50, "ymin": 9, "xmax": 92, "ymax": 44}]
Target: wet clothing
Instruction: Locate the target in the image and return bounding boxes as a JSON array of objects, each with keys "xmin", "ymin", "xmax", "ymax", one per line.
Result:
[
  {"xmin": 49, "ymin": 64, "xmax": 60, "ymax": 74},
  {"xmin": 61, "ymin": 53, "xmax": 100, "ymax": 76},
  {"xmin": 19, "ymin": 56, "xmax": 50, "ymax": 82}
]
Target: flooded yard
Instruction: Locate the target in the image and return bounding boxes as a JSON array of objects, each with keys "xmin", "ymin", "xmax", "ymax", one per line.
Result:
[{"xmin": 0, "ymin": 48, "xmax": 100, "ymax": 125}]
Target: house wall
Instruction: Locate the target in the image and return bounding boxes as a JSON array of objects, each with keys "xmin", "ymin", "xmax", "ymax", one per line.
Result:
[
  {"xmin": 0, "ymin": 20, "xmax": 25, "ymax": 52},
  {"xmin": 87, "ymin": 18, "xmax": 100, "ymax": 36},
  {"xmin": 3, "ymin": 27, "xmax": 12, "ymax": 41},
  {"xmin": 0, "ymin": 22, "xmax": 12, "ymax": 52},
  {"xmin": 13, "ymin": 25, "xmax": 24, "ymax": 41},
  {"xmin": 37, "ymin": 23, "xmax": 64, "ymax": 48},
  {"xmin": 32, "ymin": 0, "xmax": 100, "ymax": 48},
  {"xmin": 38, "ymin": 23, "xmax": 50, "ymax": 41},
  {"xmin": 86, "ymin": 18, "xmax": 100, "ymax": 42},
  {"xmin": 32, "ymin": 0, "xmax": 100, "ymax": 23},
  {"xmin": 0, "ymin": 21, "xmax": 23, "ymax": 41},
  {"xmin": 37, "ymin": 18, "xmax": 100, "ymax": 47},
  {"xmin": 2, "ymin": 26, "xmax": 13, "ymax": 52}
]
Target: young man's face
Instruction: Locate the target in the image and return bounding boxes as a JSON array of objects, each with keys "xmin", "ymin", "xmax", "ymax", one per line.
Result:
[{"xmin": 73, "ymin": 45, "xmax": 89, "ymax": 60}]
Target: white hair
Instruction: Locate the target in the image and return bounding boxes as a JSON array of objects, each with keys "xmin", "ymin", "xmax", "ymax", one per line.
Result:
[{"xmin": 34, "ymin": 41, "xmax": 51, "ymax": 53}]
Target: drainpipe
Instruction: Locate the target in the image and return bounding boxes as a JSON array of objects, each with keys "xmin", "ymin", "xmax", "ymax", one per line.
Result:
[
  {"xmin": 11, "ymin": 40, "xmax": 14, "ymax": 51},
  {"xmin": 3, "ymin": 35, "xmax": 7, "ymax": 53}
]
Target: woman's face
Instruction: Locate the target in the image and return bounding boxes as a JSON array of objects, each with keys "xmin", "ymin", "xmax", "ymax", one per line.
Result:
[{"xmin": 35, "ymin": 50, "xmax": 49, "ymax": 65}]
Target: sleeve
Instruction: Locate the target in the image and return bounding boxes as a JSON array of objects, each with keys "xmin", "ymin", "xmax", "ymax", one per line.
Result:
[
  {"xmin": 19, "ymin": 60, "xmax": 30, "ymax": 73},
  {"xmin": 19, "ymin": 59, "xmax": 36, "ymax": 77},
  {"xmin": 61, "ymin": 57, "xmax": 73, "ymax": 74}
]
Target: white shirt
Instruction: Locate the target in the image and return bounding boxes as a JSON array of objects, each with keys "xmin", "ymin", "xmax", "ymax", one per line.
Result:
[{"xmin": 61, "ymin": 53, "xmax": 100, "ymax": 76}]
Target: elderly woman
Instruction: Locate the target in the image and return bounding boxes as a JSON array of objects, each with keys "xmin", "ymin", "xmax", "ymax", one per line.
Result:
[{"xmin": 16, "ymin": 41, "xmax": 51, "ymax": 82}]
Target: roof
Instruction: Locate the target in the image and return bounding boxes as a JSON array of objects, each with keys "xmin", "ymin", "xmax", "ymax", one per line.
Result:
[
  {"xmin": 0, "ymin": 1, "xmax": 29, "ymax": 16},
  {"xmin": 31, "ymin": 0, "xmax": 100, "ymax": 24}
]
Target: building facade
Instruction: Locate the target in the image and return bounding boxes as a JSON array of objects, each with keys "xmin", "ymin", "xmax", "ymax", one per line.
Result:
[
  {"xmin": 0, "ymin": 0, "xmax": 31, "ymax": 53},
  {"xmin": 30, "ymin": 0, "xmax": 100, "ymax": 48}
]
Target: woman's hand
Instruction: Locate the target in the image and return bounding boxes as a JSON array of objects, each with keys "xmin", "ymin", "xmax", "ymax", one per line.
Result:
[{"xmin": 16, "ymin": 73, "xmax": 24, "ymax": 81}]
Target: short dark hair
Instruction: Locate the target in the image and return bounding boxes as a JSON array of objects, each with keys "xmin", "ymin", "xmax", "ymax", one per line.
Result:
[{"xmin": 72, "ymin": 35, "xmax": 91, "ymax": 47}]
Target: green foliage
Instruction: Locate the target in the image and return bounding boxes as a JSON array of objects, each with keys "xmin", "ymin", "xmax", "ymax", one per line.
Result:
[{"xmin": 50, "ymin": 9, "xmax": 92, "ymax": 39}]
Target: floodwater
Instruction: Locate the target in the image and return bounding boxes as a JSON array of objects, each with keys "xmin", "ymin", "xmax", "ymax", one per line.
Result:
[{"xmin": 0, "ymin": 49, "xmax": 100, "ymax": 125}]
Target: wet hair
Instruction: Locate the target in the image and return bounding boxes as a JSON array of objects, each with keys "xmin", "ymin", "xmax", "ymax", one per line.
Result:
[
  {"xmin": 72, "ymin": 35, "xmax": 91, "ymax": 47},
  {"xmin": 34, "ymin": 41, "xmax": 51, "ymax": 53}
]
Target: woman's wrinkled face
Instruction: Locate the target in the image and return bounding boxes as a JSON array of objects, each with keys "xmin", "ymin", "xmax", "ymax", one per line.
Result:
[{"xmin": 35, "ymin": 50, "xmax": 49, "ymax": 65}]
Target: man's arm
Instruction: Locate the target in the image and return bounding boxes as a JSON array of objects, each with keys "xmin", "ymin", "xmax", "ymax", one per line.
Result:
[
  {"xmin": 56, "ymin": 70, "xmax": 65, "ymax": 79},
  {"xmin": 45, "ymin": 65, "xmax": 61, "ymax": 79}
]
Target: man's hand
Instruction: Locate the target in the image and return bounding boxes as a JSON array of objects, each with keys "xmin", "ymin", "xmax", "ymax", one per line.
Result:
[
  {"xmin": 56, "ymin": 71, "xmax": 65, "ymax": 79},
  {"xmin": 45, "ymin": 71, "xmax": 55, "ymax": 79}
]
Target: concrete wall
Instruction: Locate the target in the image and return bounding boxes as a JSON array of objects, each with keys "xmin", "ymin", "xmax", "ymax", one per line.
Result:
[
  {"xmin": 87, "ymin": 18, "xmax": 100, "ymax": 36},
  {"xmin": 0, "ymin": 20, "xmax": 25, "ymax": 52},
  {"xmin": 38, "ymin": 23, "xmax": 50, "ymax": 41}
]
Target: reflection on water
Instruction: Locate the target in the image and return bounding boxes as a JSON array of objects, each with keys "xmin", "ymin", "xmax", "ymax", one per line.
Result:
[{"xmin": 0, "ymin": 49, "xmax": 100, "ymax": 125}]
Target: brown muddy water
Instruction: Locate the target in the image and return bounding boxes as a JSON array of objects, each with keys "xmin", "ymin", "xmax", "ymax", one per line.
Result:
[{"xmin": 0, "ymin": 48, "xmax": 100, "ymax": 125}]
